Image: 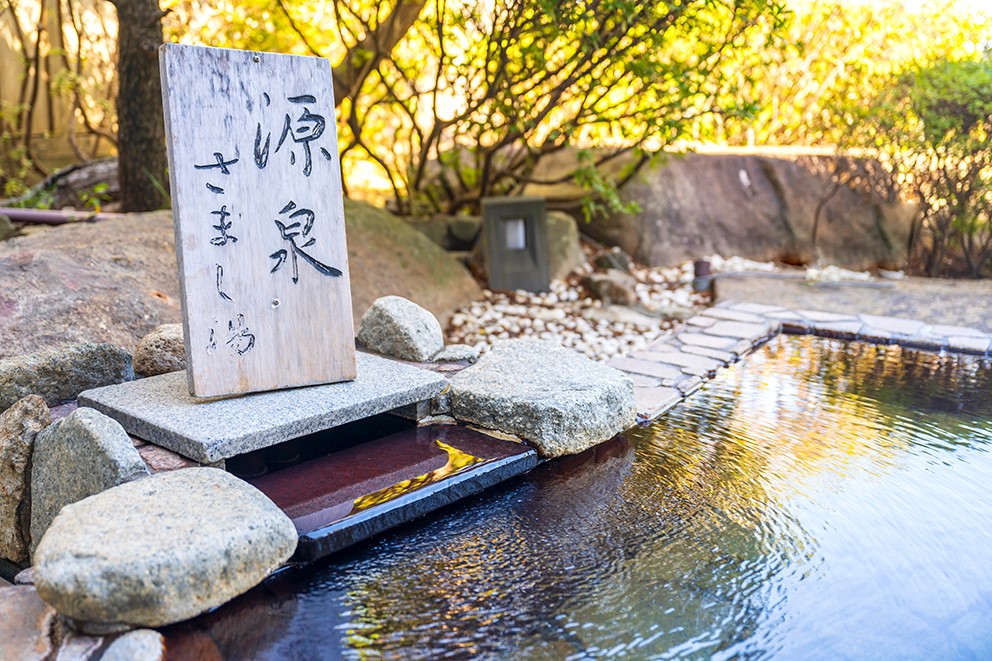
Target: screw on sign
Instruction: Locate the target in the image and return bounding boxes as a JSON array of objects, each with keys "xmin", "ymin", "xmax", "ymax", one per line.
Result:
[{"xmin": 161, "ymin": 44, "xmax": 356, "ymax": 397}]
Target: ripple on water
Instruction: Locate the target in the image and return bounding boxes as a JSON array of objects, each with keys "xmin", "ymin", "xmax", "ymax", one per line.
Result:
[{"xmin": 167, "ymin": 336, "xmax": 992, "ymax": 660}]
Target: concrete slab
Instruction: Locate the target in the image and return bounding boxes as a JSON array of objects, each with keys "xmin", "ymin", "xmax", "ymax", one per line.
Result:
[{"xmin": 78, "ymin": 353, "xmax": 449, "ymax": 463}]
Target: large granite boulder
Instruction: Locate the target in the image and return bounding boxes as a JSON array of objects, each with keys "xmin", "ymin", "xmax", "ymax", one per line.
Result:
[
  {"xmin": 583, "ymin": 152, "xmax": 916, "ymax": 270},
  {"xmin": 0, "ymin": 212, "xmax": 181, "ymax": 359},
  {"xmin": 0, "ymin": 396, "xmax": 50, "ymax": 564},
  {"xmin": 30, "ymin": 408, "xmax": 148, "ymax": 553},
  {"xmin": 33, "ymin": 468, "xmax": 297, "ymax": 631},
  {"xmin": 343, "ymin": 199, "xmax": 481, "ymax": 329},
  {"xmin": 449, "ymin": 339, "xmax": 636, "ymax": 458},
  {"xmin": 0, "ymin": 201, "xmax": 480, "ymax": 359},
  {"xmin": 133, "ymin": 324, "xmax": 185, "ymax": 377},
  {"xmin": 0, "ymin": 343, "xmax": 133, "ymax": 411},
  {"xmin": 357, "ymin": 296, "xmax": 445, "ymax": 362}
]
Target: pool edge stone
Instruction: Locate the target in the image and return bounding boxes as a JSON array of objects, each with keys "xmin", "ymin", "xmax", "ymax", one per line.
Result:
[{"xmin": 609, "ymin": 299, "xmax": 992, "ymax": 426}]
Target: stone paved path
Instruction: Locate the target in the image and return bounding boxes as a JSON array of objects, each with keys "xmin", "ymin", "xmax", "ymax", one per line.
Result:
[
  {"xmin": 715, "ymin": 275, "xmax": 992, "ymax": 332},
  {"xmin": 607, "ymin": 300, "xmax": 992, "ymax": 424}
]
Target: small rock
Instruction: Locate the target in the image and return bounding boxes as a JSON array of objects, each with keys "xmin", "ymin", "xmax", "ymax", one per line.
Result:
[
  {"xmin": 357, "ymin": 296, "xmax": 444, "ymax": 362},
  {"xmin": 0, "ymin": 395, "xmax": 50, "ymax": 564},
  {"xmin": 0, "ymin": 214, "xmax": 16, "ymax": 241},
  {"xmin": 586, "ymin": 305, "xmax": 661, "ymax": 327},
  {"xmin": 593, "ymin": 246, "xmax": 633, "ymax": 271},
  {"xmin": 136, "ymin": 444, "xmax": 198, "ymax": 473},
  {"xmin": 581, "ymin": 270, "xmax": 639, "ymax": 306},
  {"xmin": 431, "ymin": 344, "xmax": 480, "ymax": 364},
  {"xmin": 449, "ymin": 339, "xmax": 636, "ymax": 458},
  {"xmin": 101, "ymin": 629, "xmax": 164, "ymax": 661},
  {"xmin": 133, "ymin": 324, "xmax": 185, "ymax": 378},
  {"xmin": 30, "ymin": 408, "xmax": 148, "ymax": 553},
  {"xmin": 34, "ymin": 468, "xmax": 297, "ymax": 631},
  {"xmin": 54, "ymin": 632, "xmax": 103, "ymax": 661},
  {"xmin": 0, "ymin": 344, "xmax": 133, "ymax": 411},
  {"xmin": 0, "ymin": 585, "xmax": 58, "ymax": 661},
  {"xmin": 448, "ymin": 216, "xmax": 482, "ymax": 249},
  {"xmin": 14, "ymin": 567, "xmax": 35, "ymax": 585}
]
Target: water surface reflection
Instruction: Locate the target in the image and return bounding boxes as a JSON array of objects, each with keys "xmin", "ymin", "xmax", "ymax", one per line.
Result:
[{"xmin": 167, "ymin": 337, "xmax": 992, "ymax": 659}]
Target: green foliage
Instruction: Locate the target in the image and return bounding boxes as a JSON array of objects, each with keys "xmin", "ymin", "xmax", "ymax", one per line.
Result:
[
  {"xmin": 709, "ymin": 0, "xmax": 992, "ymax": 146},
  {"xmin": 0, "ymin": 102, "xmax": 33, "ymax": 199},
  {"xmin": 339, "ymin": 0, "xmax": 788, "ymax": 215},
  {"xmin": 843, "ymin": 52, "xmax": 992, "ymax": 276},
  {"xmin": 78, "ymin": 183, "xmax": 112, "ymax": 211}
]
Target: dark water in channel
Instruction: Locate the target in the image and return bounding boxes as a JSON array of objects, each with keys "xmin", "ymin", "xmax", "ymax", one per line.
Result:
[{"xmin": 168, "ymin": 337, "xmax": 992, "ymax": 660}]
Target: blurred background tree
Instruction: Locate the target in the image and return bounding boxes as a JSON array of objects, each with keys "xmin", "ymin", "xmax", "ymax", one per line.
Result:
[
  {"xmin": 2, "ymin": 0, "xmax": 991, "ymax": 269},
  {"xmin": 836, "ymin": 53, "xmax": 992, "ymax": 277}
]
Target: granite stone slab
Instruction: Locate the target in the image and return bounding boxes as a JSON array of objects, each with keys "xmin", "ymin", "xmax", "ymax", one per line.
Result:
[
  {"xmin": 606, "ymin": 357, "xmax": 682, "ymax": 381},
  {"xmin": 679, "ymin": 345, "xmax": 735, "ymax": 364},
  {"xmin": 699, "ymin": 308, "xmax": 767, "ymax": 324},
  {"xmin": 686, "ymin": 315, "xmax": 718, "ymax": 328},
  {"xmin": 629, "ymin": 350, "xmax": 722, "ymax": 374},
  {"xmin": 78, "ymin": 353, "xmax": 449, "ymax": 463},
  {"xmin": 946, "ymin": 335, "xmax": 991, "ymax": 354},
  {"xmin": 814, "ymin": 320, "xmax": 866, "ymax": 339},
  {"xmin": 676, "ymin": 332, "xmax": 740, "ymax": 350},
  {"xmin": 634, "ymin": 386, "xmax": 681, "ymax": 420},
  {"xmin": 705, "ymin": 321, "xmax": 772, "ymax": 341}
]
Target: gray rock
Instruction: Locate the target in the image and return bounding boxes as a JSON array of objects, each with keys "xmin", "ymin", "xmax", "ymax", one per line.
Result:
[
  {"xmin": 30, "ymin": 408, "xmax": 148, "ymax": 554},
  {"xmin": 585, "ymin": 152, "xmax": 914, "ymax": 270},
  {"xmin": 448, "ymin": 216, "xmax": 482, "ymax": 248},
  {"xmin": 133, "ymin": 324, "xmax": 185, "ymax": 378},
  {"xmin": 581, "ymin": 269, "xmax": 639, "ymax": 306},
  {"xmin": 0, "ymin": 585, "xmax": 58, "ymax": 661},
  {"xmin": 357, "ymin": 296, "xmax": 444, "ymax": 362},
  {"xmin": 593, "ymin": 246, "xmax": 633, "ymax": 271},
  {"xmin": 0, "ymin": 344, "xmax": 133, "ymax": 411},
  {"xmin": 586, "ymin": 305, "xmax": 660, "ymax": 327},
  {"xmin": 431, "ymin": 344, "xmax": 479, "ymax": 364},
  {"xmin": 406, "ymin": 216, "xmax": 450, "ymax": 248},
  {"xmin": 34, "ymin": 468, "xmax": 297, "ymax": 630},
  {"xmin": 54, "ymin": 632, "xmax": 104, "ymax": 660},
  {"xmin": 449, "ymin": 339, "xmax": 636, "ymax": 458},
  {"xmin": 0, "ymin": 395, "xmax": 50, "ymax": 564},
  {"xmin": 547, "ymin": 211, "xmax": 585, "ymax": 280},
  {"xmin": 101, "ymin": 629, "xmax": 164, "ymax": 661}
]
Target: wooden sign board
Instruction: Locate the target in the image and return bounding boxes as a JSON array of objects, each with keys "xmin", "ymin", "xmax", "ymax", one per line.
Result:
[{"xmin": 160, "ymin": 44, "xmax": 356, "ymax": 398}]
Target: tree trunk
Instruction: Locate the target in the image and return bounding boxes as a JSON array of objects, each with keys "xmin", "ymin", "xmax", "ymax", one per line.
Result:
[
  {"xmin": 111, "ymin": 0, "xmax": 168, "ymax": 212},
  {"xmin": 331, "ymin": 0, "xmax": 427, "ymax": 105}
]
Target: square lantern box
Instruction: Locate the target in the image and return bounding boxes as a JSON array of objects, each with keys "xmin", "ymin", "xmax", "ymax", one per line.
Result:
[{"xmin": 482, "ymin": 197, "xmax": 550, "ymax": 292}]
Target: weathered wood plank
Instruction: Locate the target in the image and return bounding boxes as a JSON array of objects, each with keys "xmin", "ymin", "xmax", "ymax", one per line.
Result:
[{"xmin": 160, "ymin": 44, "xmax": 355, "ymax": 397}]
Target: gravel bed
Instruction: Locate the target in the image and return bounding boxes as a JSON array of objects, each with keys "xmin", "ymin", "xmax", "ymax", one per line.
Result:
[{"xmin": 446, "ymin": 255, "xmax": 780, "ymax": 362}]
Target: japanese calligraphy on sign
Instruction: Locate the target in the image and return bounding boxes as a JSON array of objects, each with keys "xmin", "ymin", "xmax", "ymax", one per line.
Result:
[{"xmin": 160, "ymin": 44, "xmax": 356, "ymax": 398}]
